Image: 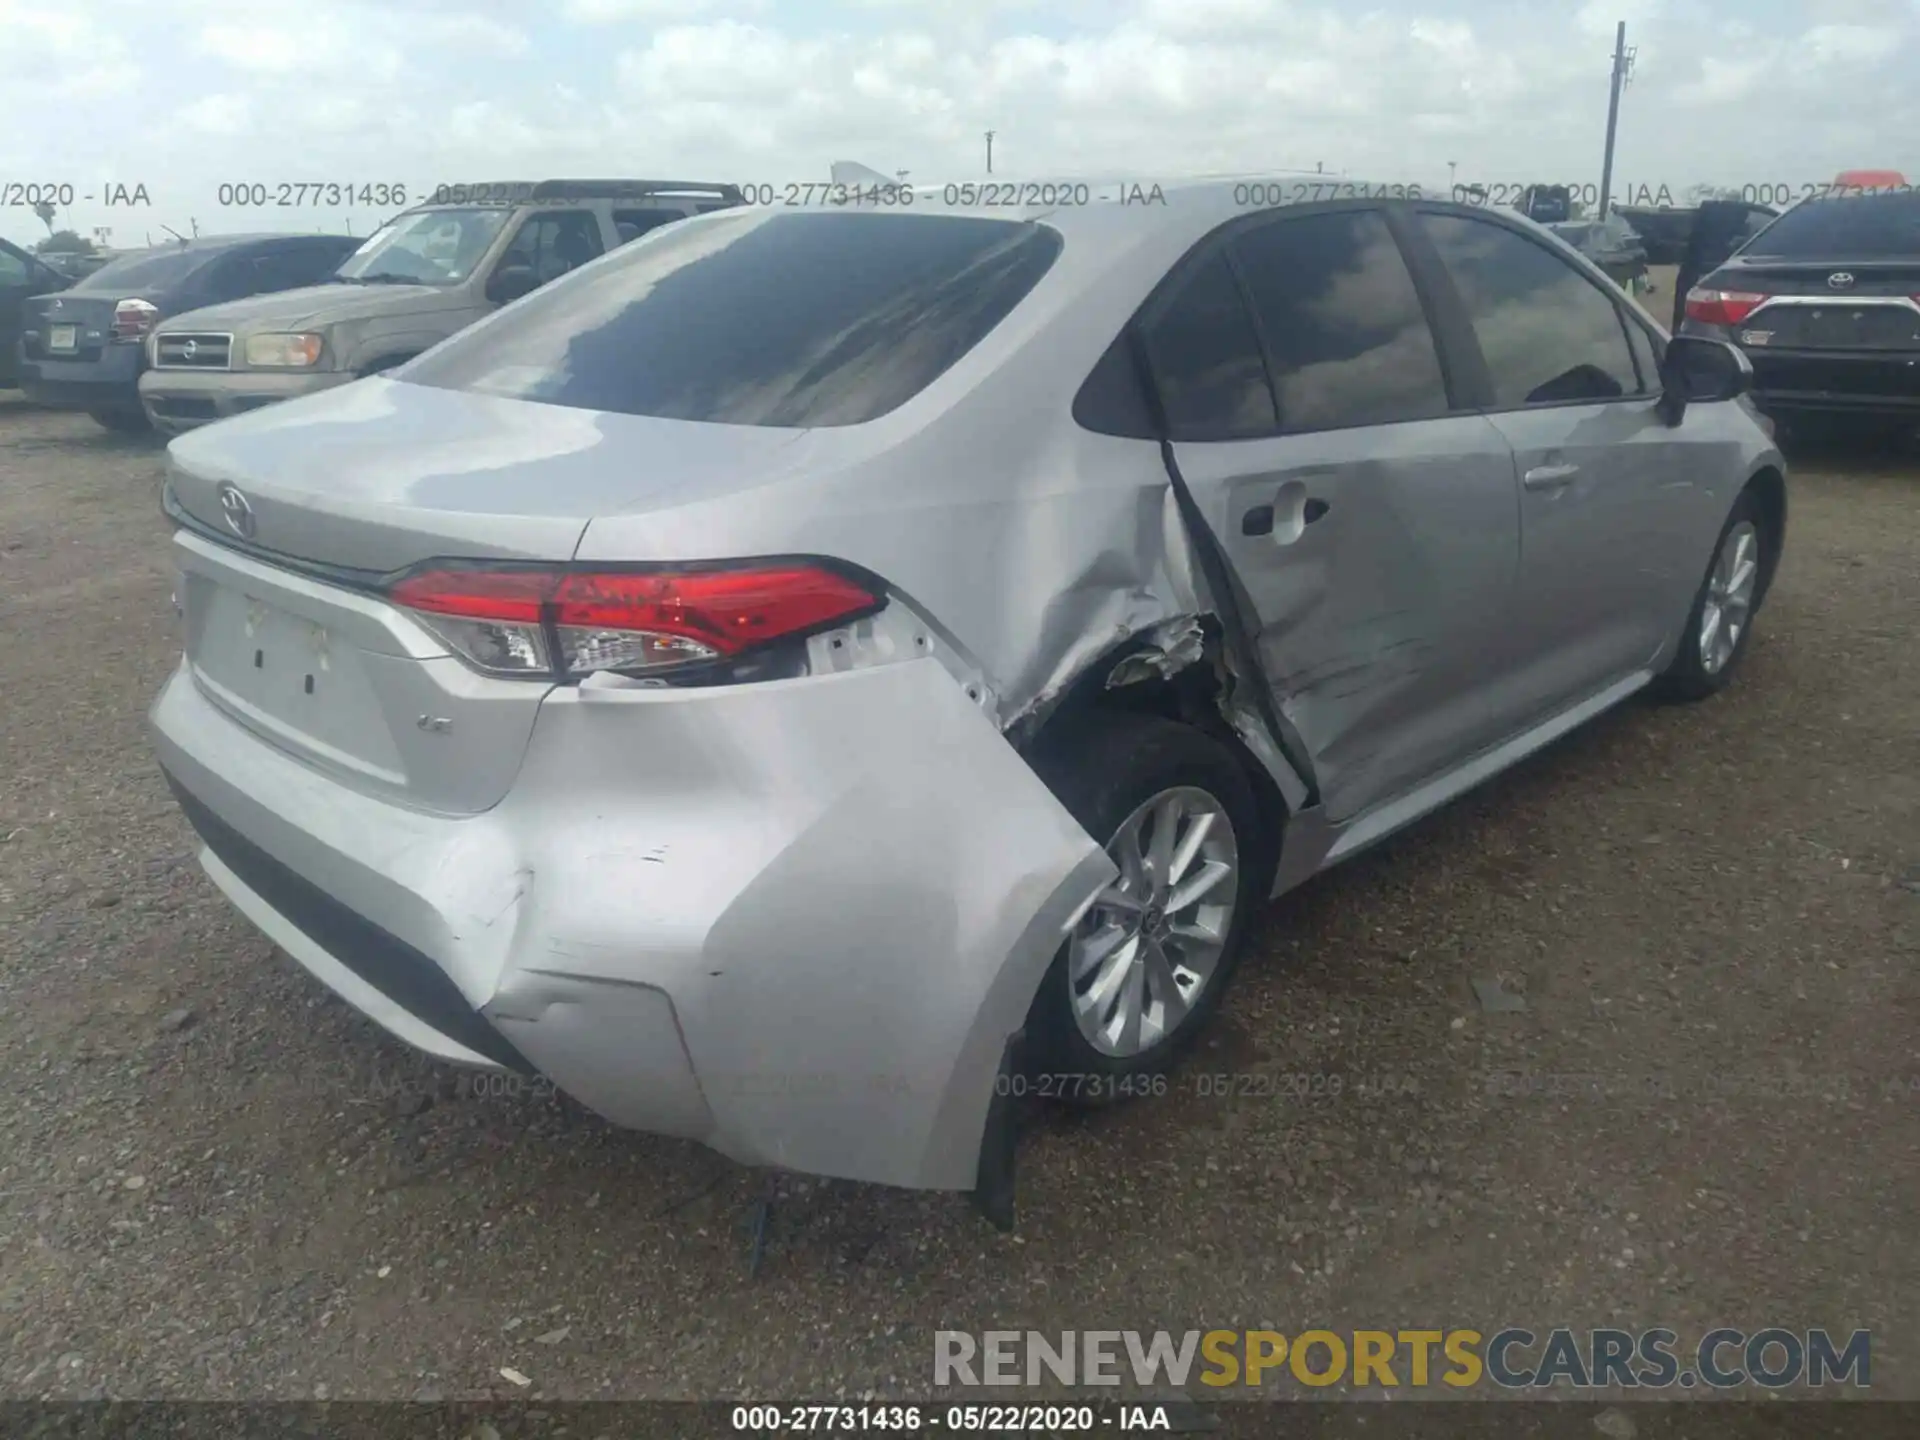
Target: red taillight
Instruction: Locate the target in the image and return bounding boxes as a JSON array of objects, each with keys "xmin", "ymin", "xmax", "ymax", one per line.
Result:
[
  {"xmin": 112, "ymin": 298, "xmax": 159, "ymax": 342},
  {"xmin": 1684, "ymin": 288, "xmax": 1767, "ymax": 327},
  {"xmin": 388, "ymin": 563, "xmax": 881, "ymax": 678}
]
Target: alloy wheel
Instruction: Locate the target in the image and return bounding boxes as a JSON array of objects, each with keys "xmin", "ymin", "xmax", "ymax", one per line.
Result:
[
  {"xmin": 1699, "ymin": 519, "xmax": 1760, "ymax": 676},
  {"xmin": 1067, "ymin": 786, "xmax": 1240, "ymax": 1058}
]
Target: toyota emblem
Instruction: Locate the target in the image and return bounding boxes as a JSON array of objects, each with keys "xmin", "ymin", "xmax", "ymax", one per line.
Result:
[
  {"xmin": 217, "ymin": 482, "xmax": 256, "ymax": 540},
  {"xmin": 1827, "ymin": 272, "xmax": 1856, "ymax": 290}
]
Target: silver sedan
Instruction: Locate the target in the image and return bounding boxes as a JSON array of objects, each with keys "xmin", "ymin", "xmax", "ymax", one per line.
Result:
[{"xmin": 150, "ymin": 180, "xmax": 1784, "ymax": 1219}]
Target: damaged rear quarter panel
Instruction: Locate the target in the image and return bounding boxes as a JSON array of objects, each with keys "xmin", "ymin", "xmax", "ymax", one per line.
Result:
[{"xmin": 487, "ymin": 657, "xmax": 1113, "ymax": 1191}]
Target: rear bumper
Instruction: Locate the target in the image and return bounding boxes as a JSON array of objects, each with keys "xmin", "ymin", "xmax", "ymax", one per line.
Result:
[
  {"xmin": 19, "ymin": 352, "xmax": 144, "ymax": 412},
  {"xmin": 139, "ymin": 367, "xmax": 354, "ymax": 434},
  {"xmin": 1742, "ymin": 347, "xmax": 1920, "ymax": 418},
  {"xmin": 150, "ymin": 649, "xmax": 1110, "ymax": 1191}
]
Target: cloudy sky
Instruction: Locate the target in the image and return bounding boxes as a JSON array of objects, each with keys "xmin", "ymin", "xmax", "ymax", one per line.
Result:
[{"xmin": 3, "ymin": 0, "xmax": 1916, "ymax": 247}]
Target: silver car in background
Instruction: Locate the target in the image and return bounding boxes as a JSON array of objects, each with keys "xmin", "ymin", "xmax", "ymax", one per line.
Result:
[{"xmin": 150, "ymin": 182, "xmax": 1784, "ymax": 1219}]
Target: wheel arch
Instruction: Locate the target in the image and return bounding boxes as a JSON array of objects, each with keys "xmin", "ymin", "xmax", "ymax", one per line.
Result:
[
  {"xmin": 1742, "ymin": 464, "xmax": 1787, "ymax": 603},
  {"xmin": 1008, "ymin": 617, "xmax": 1293, "ymax": 880},
  {"xmin": 356, "ymin": 352, "xmax": 420, "ymax": 377}
]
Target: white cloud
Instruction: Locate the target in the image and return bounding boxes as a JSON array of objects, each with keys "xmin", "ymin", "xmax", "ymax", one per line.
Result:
[
  {"xmin": 564, "ymin": 0, "xmax": 765, "ymax": 21},
  {"xmin": 179, "ymin": 93, "xmax": 254, "ymax": 135},
  {"xmin": 1674, "ymin": 53, "xmax": 1778, "ymax": 105},
  {"xmin": 3, "ymin": 0, "xmax": 1919, "ymax": 246},
  {"xmin": 1802, "ymin": 21, "xmax": 1902, "ymax": 62}
]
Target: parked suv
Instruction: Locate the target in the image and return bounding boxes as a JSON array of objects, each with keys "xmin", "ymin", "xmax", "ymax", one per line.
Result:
[
  {"xmin": 18, "ymin": 233, "xmax": 358, "ymax": 432},
  {"xmin": 151, "ymin": 186, "xmax": 1782, "ymax": 1217},
  {"xmin": 1679, "ymin": 188, "xmax": 1920, "ymax": 438},
  {"xmin": 139, "ymin": 179, "xmax": 744, "ymax": 435}
]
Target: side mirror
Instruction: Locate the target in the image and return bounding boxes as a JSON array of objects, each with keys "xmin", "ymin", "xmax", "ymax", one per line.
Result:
[
  {"xmin": 1656, "ymin": 334, "xmax": 1753, "ymax": 426},
  {"xmin": 487, "ymin": 263, "xmax": 539, "ymax": 305}
]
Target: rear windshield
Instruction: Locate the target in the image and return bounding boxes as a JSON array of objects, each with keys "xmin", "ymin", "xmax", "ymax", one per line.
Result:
[
  {"xmin": 1740, "ymin": 192, "xmax": 1920, "ymax": 258},
  {"xmin": 71, "ymin": 249, "xmax": 210, "ymax": 293},
  {"xmin": 401, "ymin": 210, "xmax": 1064, "ymax": 427}
]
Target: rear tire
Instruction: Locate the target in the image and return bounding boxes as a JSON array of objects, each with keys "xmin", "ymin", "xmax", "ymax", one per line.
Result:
[
  {"xmin": 1651, "ymin": 489, "xmax": 1768, "ymax": 703},
  {"xmin": 1021, "ymin": 714, "xmax": 1268, "ymax": 1105},
  {"xmin": 89, "ymin": 408, "xmax": 150, "ymax": 434}
]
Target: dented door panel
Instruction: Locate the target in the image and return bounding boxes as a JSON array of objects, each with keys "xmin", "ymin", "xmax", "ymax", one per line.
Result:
[{"xmin": 1170, "ymin": 415, "xmax": 1525, "ymax": 823}]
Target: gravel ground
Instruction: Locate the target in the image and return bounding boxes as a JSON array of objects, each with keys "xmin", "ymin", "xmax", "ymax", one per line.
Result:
[{"xmin": 1, "ymin": 392, "xmax": 1916, "ymax": 1403}]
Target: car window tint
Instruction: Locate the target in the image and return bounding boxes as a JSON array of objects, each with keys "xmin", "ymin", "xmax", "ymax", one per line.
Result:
[
  {"xmin": 0, "ymin": 246, "xmax": 28, "ymax": 283},
  {"xmin": 216, "ymin": 249, "xmax": 319, "ymax": 299},
  {"xmin": 1740, "ymin": 192, "xmax": 1920, "ymax": 258},
  {"xmin": 1072, "ymin": 333, "xmax": 1157, "ymax": 439},
  {"xmin": 1419, "ymin": 213, "xmax": 1639, "ymax": 406},
  {"xmin": 498, "ymin": 211, "xmax": 605, "ymax": 286},
  {"xmin": 71, "ymin": 248, "xmax": 208, "ymax": 293},
  {"xmin": 612, "ymin": 209, "xmax": 689, "ymax": 245},
  {"xmin": 294, "ymin": 242, "xmax": 353, "ymax": 283},
  {"xmin": 205, "ymin": 254, "xmax": 262, "ymax": 302},
  {"xmin": 1230, "ymin": 210, "xmax": 1449, "ymax": 431},
  {"xmin": 1141, "ymin": 251, "xmax": 1276, "ymax": 440},
  {"xmin": 403, "ymin": 211, "xmax": 1063, "ymax": 427}
]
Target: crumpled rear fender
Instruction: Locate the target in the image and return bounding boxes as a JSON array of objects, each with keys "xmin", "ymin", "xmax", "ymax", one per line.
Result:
[{"xmin": 484, "ymin": 657, "xmax": 1115, "ymax": 1191}]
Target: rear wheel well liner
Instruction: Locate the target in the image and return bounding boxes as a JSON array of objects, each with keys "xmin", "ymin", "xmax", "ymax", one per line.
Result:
[{"xmin": 1012, "ymin": 622, "xmax": 1288, "ymax": 882}]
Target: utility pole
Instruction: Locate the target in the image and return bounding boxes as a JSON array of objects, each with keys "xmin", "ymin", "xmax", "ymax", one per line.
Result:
[
  {"xmin": 1597, "ymin": 21, "xmax": 1636, "ymax": 219},
  {"xmin": 984, "ymin": 130, "xmax": 996, "ymax": 174}
]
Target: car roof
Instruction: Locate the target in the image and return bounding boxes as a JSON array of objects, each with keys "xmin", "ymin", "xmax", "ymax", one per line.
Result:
[
  {"xmin": 399, "ymin": 179, "xmax": 743, "ymax": 212},
  {"xmin": 731, "ymin": 174, "xmax": 1457, "ymax": 269},
  {"xmin": 104, "ymin": 232, "xmax": 354, "ymax": 259}
]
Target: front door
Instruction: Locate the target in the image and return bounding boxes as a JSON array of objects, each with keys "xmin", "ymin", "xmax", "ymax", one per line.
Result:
[
  {"xmin": 1141, "ymin": 206, "xmax": 1526, "ymax": 823},
  {"xmin": 1406, "ymin": 209, "xmax": 1704, "ymax": 721}
]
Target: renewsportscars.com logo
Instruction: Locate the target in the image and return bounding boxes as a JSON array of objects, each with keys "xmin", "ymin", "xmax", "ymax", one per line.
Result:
[{"xmin": 935, "ymin": 1328, "xmax": 1871, "ymax": 1391}]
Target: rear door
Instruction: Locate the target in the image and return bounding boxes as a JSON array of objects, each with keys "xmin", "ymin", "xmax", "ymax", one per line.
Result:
[
  {"xmin": 1407, "ymin": 208, "xmax": 1705, "ymax": 719},
  {"xmin": 488, "ymin": 209, "xmax": 606, "ymax": 296},
  {"xmin": 1145, "ymin": 205, "xmax": 1526, "ymax": 823}
]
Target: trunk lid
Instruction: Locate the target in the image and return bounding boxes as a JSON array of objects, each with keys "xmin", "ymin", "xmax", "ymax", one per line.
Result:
[
  {"xmin": 164, "ymin": 378, "xmax": 821, "ymax": 814},
  {"xmin": 1716, "ymin": 259, "xmax": 1920, "ymax": 352},
  {"xmin": 1719, "ymin": 257, "xmax": 1920, "ymax": 297},
  {"xmin": 24, "ymin": 293, "xmax": 124, "ymax": 364},
  {"xmin": 164, "ymin": 375, "xmax": 817, "ymax": 574}
]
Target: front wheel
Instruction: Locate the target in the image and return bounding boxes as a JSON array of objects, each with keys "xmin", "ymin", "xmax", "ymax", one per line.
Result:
[
  {"xmin": 1651, "ymin": 491, "xmax": 1768, "ymax": 703},
  {"xmin": 1022, "ymin": 714, "xmax": 1268, "ymax": 1103}
]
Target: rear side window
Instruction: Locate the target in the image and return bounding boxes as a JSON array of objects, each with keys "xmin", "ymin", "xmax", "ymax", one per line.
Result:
[
  {"xmin": 612, "ymin": 208, "xmax": 689, "ymax": 245},
  {"xmin": 497, "ymin": 210, "xmax": 605, "ymax": 286},
  {"xmin": 404, "ymin": 211, "xmax": 1064, "ymax": 427},
  {"xmin": 203, "ymin": 247, "xmax": 326, "ymax": 301},
  {"xmin": 1230, "ymin": 210, "xmax": 1450, "ymax": 432},
  {"xmin": 1740, "ymin": 193, "xmax": 1920, "ymax": 258},
  {"xmin": 1418, "ymin": 212, "xmax": 1640, "ymax": 406},
  {"xmin": 71, "ymin": 249, "xmax": 207, "ymax": 293},
  {"xmin": 1140, "ymin": 252, "xmax": 1276, "ymax": 440}
]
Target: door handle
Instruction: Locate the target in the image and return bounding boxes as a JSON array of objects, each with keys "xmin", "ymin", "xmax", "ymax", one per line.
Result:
[
  {"xmin": 1522, "ymin": 462, "xmax": 1580, "ymax": 491},
  {"xmin": 1242, "ymin": 496, "xmax": 1330, "ymax": 537}
]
